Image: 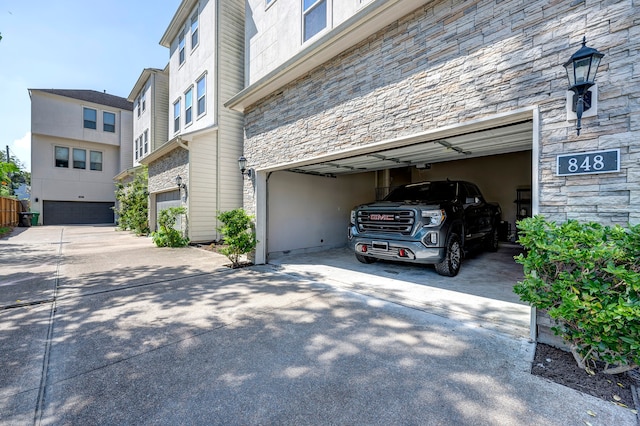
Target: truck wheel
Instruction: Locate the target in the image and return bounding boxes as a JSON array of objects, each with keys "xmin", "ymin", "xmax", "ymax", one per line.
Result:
[
  {"xmin": 355, "ymin": 253, "xmax": 376, "ymax": 264},
  {"xmin": 435, "ymin": 233, "xmax": 462, "ymax": 277},
  {"xmin": 484, "ymin": 225, "xmax": 499, "ymax": 252}
]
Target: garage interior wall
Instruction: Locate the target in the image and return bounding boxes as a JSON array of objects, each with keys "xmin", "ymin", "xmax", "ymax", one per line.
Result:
[
  {"xmin": 267, "ymin": 171, "xmax": 374, "ymax": 259},
  {"xmin": 411, "ymin": 150, "xmax": 532, "ymax": 232}
]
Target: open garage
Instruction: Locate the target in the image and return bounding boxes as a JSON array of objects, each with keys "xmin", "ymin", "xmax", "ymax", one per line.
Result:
[{"xmin": 262, "ymin": 113, "xmax": 536, "ymax": 265}]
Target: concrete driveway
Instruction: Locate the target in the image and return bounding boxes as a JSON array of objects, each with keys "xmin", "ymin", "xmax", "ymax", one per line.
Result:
[{"xmin": 0, "ymin": 226, "xmax": 636, "ymax": 425}]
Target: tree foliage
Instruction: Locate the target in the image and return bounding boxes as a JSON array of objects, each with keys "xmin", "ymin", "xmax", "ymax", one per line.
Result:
[
  {"xmin": 216, "ymin": 208, "xmax": 257, "ymax": 268},
  {"xmin": 0, "ymin": 151, "xmax": 29, "ymax": 198},
  {"xmin": 152, "ymin": 207, "xmax": 189, "ymax": 247},
  {"xmin": 514, "ymin": 216, "xmax": 640, "ymax": 373},
  {"xmin": 113, "ymin": 169, "xmax": 149, "ymax": 235}
]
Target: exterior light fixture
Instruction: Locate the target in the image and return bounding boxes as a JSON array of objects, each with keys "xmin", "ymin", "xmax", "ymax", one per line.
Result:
[
  {"xmin": 238, "ymin": 155, "xmax": 253, "ymax": 179},
  {"xmin": 175, "ymin": 175, "xmax": 186, "ymax": 189},
  {"xmin": 563, "ymin": 36, "xmax": 604, "ymax": 135}
]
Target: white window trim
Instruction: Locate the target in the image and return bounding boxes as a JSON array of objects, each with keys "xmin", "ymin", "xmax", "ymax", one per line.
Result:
[
  {"xmin": 190, "ymin": 10, "xmax": 199, "ymax": 51},
  {"xmin": 301, "ymin": 0, "xmax": 331, "ymax": 44},
  {"xmin": 173, "ymin": 98, "xmax": 181, "ymax": 134},
  {"xmin": 54, "ymin": 145, "xmax": 70, "ymax": 168},
  {"xmin": 178, "ymin": 30, "xmax": 186, "ymax": 66},
  {"xmin": 196, "ymin": 72, "xmax": 207, "ymax": 119},
  {"xmin": 89, "ymin": 150, "xmax": 103, "ymax": 172},
  {"xmin": 184, "ymin": 86, "xmax": 194, "ymax": 127}
]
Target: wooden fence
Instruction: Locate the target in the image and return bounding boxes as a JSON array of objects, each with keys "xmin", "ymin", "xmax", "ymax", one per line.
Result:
[{"xmin": 0, "ymin": 196, "xmax": 21, "ymax": 227}]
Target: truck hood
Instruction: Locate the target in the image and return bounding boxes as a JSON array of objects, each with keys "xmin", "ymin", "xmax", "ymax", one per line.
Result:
[{"xmin": 355, "ymin": 200, "xmax": 445, "ymax": 209}]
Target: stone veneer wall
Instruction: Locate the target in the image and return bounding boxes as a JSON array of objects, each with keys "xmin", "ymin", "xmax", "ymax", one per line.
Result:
[
  {"xmin": 147, "ymin": 147, "xmax": 189, "ymax": 195},
  {"xmin": 243, "ymin": 0, "xmax": 639, "ymax": 226}
]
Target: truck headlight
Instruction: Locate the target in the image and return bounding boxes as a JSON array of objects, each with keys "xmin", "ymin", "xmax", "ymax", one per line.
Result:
[
  {"xmin": 350, "ymin": 210, "xmax": 356, "ymax": 225},
  {"xmin": 421, "ymin": 209, "xmax": 446, "ymax": 227}
]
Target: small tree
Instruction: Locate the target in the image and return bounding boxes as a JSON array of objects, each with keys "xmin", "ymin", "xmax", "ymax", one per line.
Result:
[
  {"xmin": 152, "ymin": 207, "xmax": 189, "ymax": 247},
  {"xmin": 216, "ymin": 208, "xmax": 257, "ymax": 268},
  {"xmin": 113, "ymin": 169, "xmax": 149, "ymax": 235}
]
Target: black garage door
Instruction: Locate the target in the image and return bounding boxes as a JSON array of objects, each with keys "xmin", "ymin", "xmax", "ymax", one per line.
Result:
[{"xmin": 43, "ymin": 201, "xmax": 115, "ymax": 225}]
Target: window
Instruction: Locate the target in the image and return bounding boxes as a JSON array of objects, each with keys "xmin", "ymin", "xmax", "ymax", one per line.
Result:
[
  {"xmin": 197, "ymin": 75, "xmax": 206, "ymax": 116},
  {"xmin": 55, "ymin": 146, "xmax": 69, "ymax": 168},
  {"xmin": 185, "ymin": 88, "xmax": 193, "ymax": 125},
  {"xmin": 138, "ymin": 134, "xmax": 143, "ymax": 158},
  {"xmin": 179, "ymin": 30, "xmax": 185, "ymax": 65},
  {"xmin": 137, "ymin": 98, "xmax": 141, "ymax": 117},
  {"xmin": 134, "ymin": 138, "xmax": 139, "ymax": 161},
  {"xmin": 174, "ymin": 99, "xmax": 181, "ymax": 133},
  {"xmin": 103, "ymin": 112, "xmax": 116, "ymax": 132},
  {"xmin": 191, "ymin": 12, "xmax": 199, "ymax": 49},
  {"xmin": 90, "ymin": 151, "xmax": 103, "ymax": 171},
  {"xmin": 73, "ymin": 149, "xmax": 86, "ymax": 169},
  {"xmin": 141, "ymin": 92, "xmax": 146, "ymax": 112},
  {"xmin": 83, "ymin": 107, "xmax": 97, "ymax": 129},
  {"xmin": 144, "ymin": 130, "xmax": 149, "ymax": 155},
  {"xmin": 303, "ymin": 0, "xmax": 327, "ymax": 42}
]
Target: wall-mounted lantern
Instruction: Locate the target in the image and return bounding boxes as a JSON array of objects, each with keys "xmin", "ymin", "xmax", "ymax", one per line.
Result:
[
  {"xmin": 238, "ymin": 156, "xmax": 253, "ymax": 179},
  {"xmin": 175, "ymin": 175, "xmax": 186, "ymax": 190},
  {"xmin": 563, "ymin": 36, "xmax": 604, "ymax": 136}
]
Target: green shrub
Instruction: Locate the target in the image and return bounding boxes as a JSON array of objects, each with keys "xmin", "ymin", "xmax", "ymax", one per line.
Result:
[
  {"xmin": 152, "ymin": 207, "xmax": 189, "ymax": 247},
  {"xmin": 113, "ymin": 169, "xmax": 149, "ymax": 235},
  {"xmin": 514, "ymin": 216, "xmax": 640, "ymax": 373},
  {"xmin": 216, "ymin": 208, "xmax": 257, "ymax": 268}
]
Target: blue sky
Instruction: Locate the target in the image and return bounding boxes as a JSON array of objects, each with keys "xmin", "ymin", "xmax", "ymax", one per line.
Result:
[{"xmin": 0, "ymin": 0, "xmax": 182, "ymax": 171}]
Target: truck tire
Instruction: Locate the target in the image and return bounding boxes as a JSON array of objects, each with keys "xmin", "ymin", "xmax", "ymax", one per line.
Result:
[
  {"xmin": 435, "ymin": 233, "xmax": 462, "ymax": 277},
  {"xmin": 355, "ymin": 253, "xmax": 377, "ymax": 264},
  {"xmin": 484, "ymin": 223, "xmax": 499, "ymax": 252}
]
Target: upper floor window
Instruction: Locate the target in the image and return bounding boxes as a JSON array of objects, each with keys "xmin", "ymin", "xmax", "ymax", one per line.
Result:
[
  {"xmin": 303, "ymin": 0, "xmax": 327, "ymax": 42},
  {"xmin": 134, "ymin": 138, "xmax": 139, "ymax": 161},
  {"xmin": 144, "ymin": 130, "xmax": 149, "ymax": 155},
  {"xmin": 141, "ymin": 92, "xmax": 146, "ymax": 112},
  {"xmin": 179, "ymin": 30, "xmax": 186, "ymax": 65},
  {"xmin": 191, "ymin": 12, "xmax": 199, "ymax": 49},
  {"xmin": 137, "ymin": 98, "xmax": 141, "ymax": 117},
  {"xmin": 73, "ymin": 148, "xmax": 86, "ymax": 169},
  {"xmin": 197, "ymin": 74, "xmax": 206, "ymax": 116},
  {"xmin": 174, "ymin": 99, "xmax": 181, "ymax": 133},
  {"xmin": 83, "ymin": 107, "xmax": 97, "ymax": 129},
  {"xmin": 103, "ymin": 112, "xmax": 116, "ymax": 132},
  {"xmin": 90, "ymin": 150, "xmax": 103, "ymax": 171},
  {"xmin": 55, "ymin": 146, "xmax": 69, "ymax": 168},
  {"xmin": 185, "ymin": 88, "xmax": 193, "ymax": 125}
]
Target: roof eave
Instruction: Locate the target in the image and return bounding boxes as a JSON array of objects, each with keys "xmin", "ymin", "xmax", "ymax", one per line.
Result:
[{"xmin": 159, "ymin": 0, "xmax": 199, "ymax": 48}]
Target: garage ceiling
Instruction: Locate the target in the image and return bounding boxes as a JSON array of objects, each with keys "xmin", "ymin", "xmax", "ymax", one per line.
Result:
[{"xmin": 288, "ymin": 121, "xmax": 533, "ymax": 177}]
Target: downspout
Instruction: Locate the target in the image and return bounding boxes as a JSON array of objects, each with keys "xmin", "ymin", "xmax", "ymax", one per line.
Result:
[{"xmin": 214, "ymin": 0, "xmax": 221, "ymax": 240}]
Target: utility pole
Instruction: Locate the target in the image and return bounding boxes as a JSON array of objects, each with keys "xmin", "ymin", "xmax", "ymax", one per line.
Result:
[{"xmin": 5, "ymin": 145, "xmax": 9, "ymax": 162}]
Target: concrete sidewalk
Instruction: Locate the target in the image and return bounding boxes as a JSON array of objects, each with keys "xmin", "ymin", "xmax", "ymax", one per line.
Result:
[{"xmin": 0, "ymin": 226, "xmax": 636, "ymax": 425}]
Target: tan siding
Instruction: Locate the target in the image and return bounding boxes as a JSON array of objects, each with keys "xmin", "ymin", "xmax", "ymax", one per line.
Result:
[
  {"xmin": 189, "ymin": 131, "xmax": 219, "ymax": 242},
  {"xmin": 153, "ymin": 71, "xmax": 170, "ymax": 150},
  {"xmin": 217, "ymin": 0, "xmax": 245, "ymax": 213}
]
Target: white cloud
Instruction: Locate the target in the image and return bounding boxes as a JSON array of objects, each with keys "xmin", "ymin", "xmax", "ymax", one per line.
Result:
[{"xmin": 9, "ymin": 132, "xmax": 31, "ymax": 171}]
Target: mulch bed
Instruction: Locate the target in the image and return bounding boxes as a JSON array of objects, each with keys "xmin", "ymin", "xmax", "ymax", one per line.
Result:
[{"xmin": 532, "ymin": 343, "xmax": 638, "ymax": 412}]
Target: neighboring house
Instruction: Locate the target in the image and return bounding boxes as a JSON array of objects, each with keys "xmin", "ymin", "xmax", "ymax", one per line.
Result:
[
  {"xmin": 29, "ymin": 89, "xmax": 133, "ymax": 225},
  {"xmin": 226, "ymin": 0, "xmax": 639, "ymax": 267},
  {"xmin": 139, "ymin": 0, "xmax": 245, "ymax": 243},
  {"xmin": 115, "ymin": 66, "xmax": 170, "ymax": 225}
]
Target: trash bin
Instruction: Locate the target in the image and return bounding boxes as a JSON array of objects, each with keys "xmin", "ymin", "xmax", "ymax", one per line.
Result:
[
  {"xmin": 18, "ymin": 212, "xmax": 33, "ymax": 227},
  {"xmin": 31, "ymin": 212, "xmax": 40, "ymax": 226}
]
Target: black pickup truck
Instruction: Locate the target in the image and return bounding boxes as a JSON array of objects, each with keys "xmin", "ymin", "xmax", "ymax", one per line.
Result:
[{"xmin": 348, "ymin": 180, "xmax": 501, "ymax": 276}]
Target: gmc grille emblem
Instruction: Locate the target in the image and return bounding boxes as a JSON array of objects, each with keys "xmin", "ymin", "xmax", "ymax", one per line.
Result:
[{"xmin": 370, "ymin": 214, "xmax": 394, "ymax": 221}]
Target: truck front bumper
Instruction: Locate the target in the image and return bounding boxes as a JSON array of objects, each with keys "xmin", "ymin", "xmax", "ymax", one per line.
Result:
[{"xmin": 348, "ymin": 235, "xmax": 446, "ymax": 264}]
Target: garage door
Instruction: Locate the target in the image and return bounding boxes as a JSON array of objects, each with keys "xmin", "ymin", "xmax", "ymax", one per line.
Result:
[
  {"xmin": 155, "ymin": 190, "xmax": 182, "ymax": 231},
  {"xmin": 43, "ymin": 201, "xmax": 115, "ymax": 225}
]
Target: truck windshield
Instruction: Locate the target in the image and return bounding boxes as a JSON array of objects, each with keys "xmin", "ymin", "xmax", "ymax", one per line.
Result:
[{"xmin": 384, "ymin": 181, "xmax": 457, "ymax": 202}]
